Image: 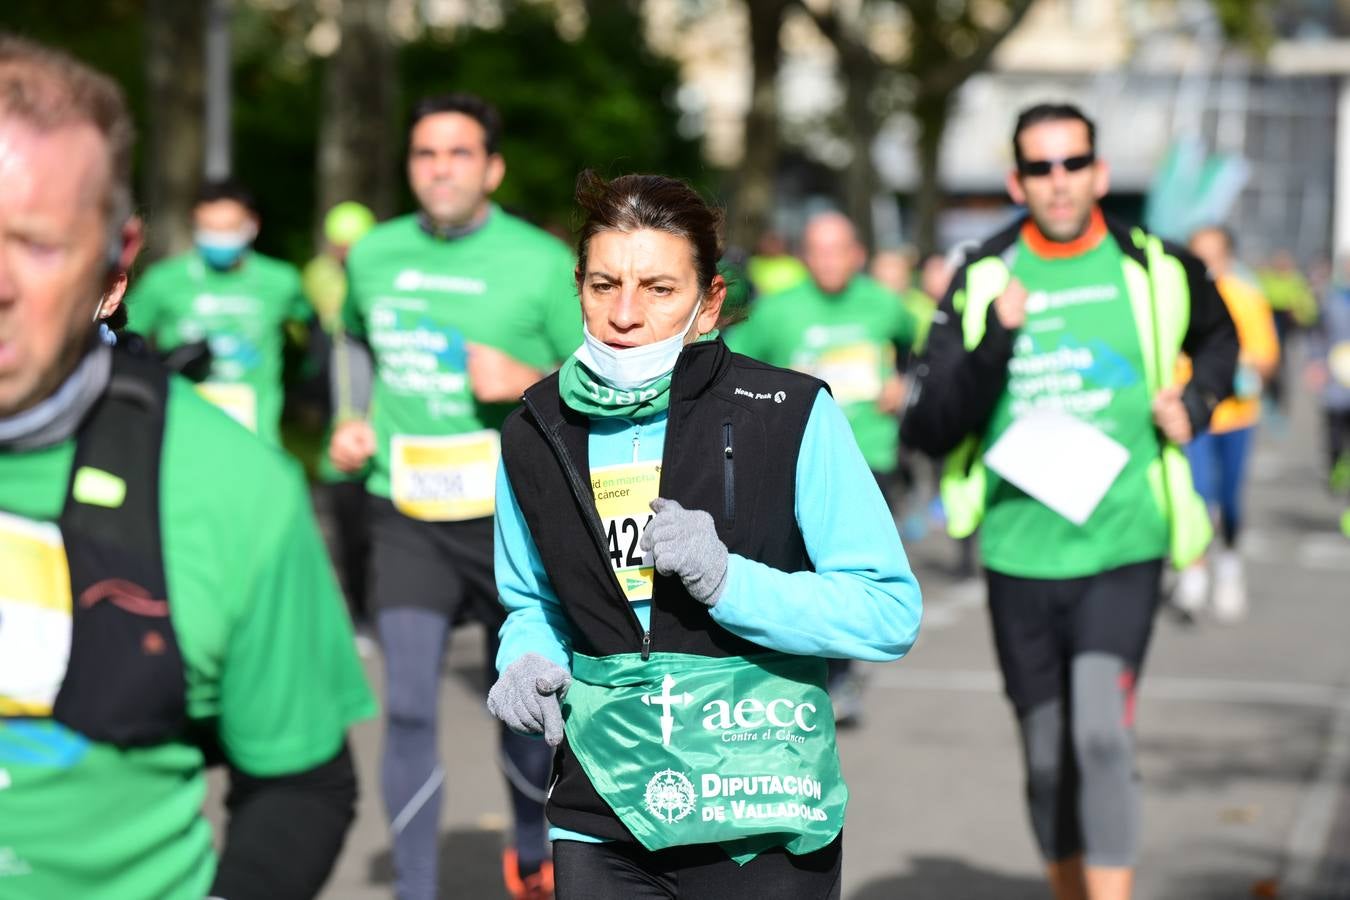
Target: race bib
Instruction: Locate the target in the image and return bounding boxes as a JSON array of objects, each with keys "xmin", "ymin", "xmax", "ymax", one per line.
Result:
[
  {"xmin": 391, "ymin": 430, "xmax": 500, "ymax": 522},
  {"xmin": 591, "ymin": 462, "xmax": 661, "ymax": 602},
  {"xmin": 811, "ymin": 343, "xmax": 884, "ymax": 406},
  {"xmin": 0, "ymin": 512, "xmax": 72, "ymax": 717},
  {"xmin": 1330, "ymin": 341, "xmax": 1350, "ymax": 388},
  {"xmin": 196, "ymin": 382, "xmax": 258, "ymax": 433}
]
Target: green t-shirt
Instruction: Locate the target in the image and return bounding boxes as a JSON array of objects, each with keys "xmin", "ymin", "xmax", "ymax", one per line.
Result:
[
  {"xmin": 127, "ymin": 250, "xmax": 311, "ymax": 447},
  {"xmin": 0, "ymin": 379, "xmax": 376, "ymax": 898},
  {"xmin": 342, "ymin": 208, "xmax": 581, "ymax": 500},
  {"xmin": 726, "ymin": 274, "xmax": 915, "ymax": 473},
  {"xmin": 980, "ymin": 235, "xmax": 1168, "ymax": 578}
]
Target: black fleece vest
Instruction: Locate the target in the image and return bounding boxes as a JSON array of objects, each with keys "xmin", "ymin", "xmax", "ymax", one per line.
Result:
[
  {"xmin": 500, "ymin": 339, "xmax": 827, "ymax": 840},
  {"xmin": 44, "ymin": 348, "xmax": 187, "ymax": 746}
]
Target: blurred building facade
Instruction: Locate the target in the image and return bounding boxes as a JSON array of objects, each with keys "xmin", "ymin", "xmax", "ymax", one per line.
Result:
[
  {"xmin": 656, "ymin": 0, "xmax": 1350, "ymax": 264},
  {"xmin": 873, "ymin": 0, "xmax": 1350, "ymax": 263}
]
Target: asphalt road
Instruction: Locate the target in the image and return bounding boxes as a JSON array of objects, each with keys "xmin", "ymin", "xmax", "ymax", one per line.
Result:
[{"xmin": 211, "ymin": 377, "xmax": 1350, "ymax": 899}]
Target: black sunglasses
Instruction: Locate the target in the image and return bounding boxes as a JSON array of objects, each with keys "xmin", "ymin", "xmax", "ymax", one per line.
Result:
[{"xmin": 1017, "ymin": 153, "xmax": 1096, "ymax": 177}]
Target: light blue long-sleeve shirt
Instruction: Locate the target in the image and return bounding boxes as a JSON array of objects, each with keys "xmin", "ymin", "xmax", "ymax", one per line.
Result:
[{"xmin": 493, "ymin": 387, "xmax": 922, "ymax": 673}]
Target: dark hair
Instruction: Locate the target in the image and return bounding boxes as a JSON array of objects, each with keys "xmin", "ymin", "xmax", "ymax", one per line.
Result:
[
  {"xmin": 0, "ymin": 33, "xmax": 135, "ymax": 227},
  {"xmin": 574, "ymin": 171, "xmax": 724, "ymax": 294},
  {"xmin": 408, "ymin": 92, "xmax": 502, "ymax": 154},
  {"xmin": 1012, "ymin": 103, "xmax": 1096, "ymax": 165},
  {"xmin": 195, "ymin": 177, "xmax": 257, "ymax": 214}
]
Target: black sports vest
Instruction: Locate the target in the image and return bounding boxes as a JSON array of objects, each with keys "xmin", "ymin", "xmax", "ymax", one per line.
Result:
[
  {"xmin": 500, "ymin": 339, "xmax": 827, "ymax": 840},
  {"xmin": 43, "ymin": 348, "xmax": 187, "ymax": 746}
]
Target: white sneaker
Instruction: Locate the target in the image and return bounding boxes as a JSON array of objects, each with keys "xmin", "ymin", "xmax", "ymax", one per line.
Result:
[
  {"xmin": 1174, "ymin": 564, "xmax": 1209, "ymax": 616},
  {"xmin": 1211, "ymin": 551, "xmax": 1247, "ymax": 623}
]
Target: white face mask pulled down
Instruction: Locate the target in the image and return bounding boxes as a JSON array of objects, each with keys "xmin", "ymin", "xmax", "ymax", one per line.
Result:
[{"xmin": 573, "ymin": 299, "xmax": 703, "ymax": 390}]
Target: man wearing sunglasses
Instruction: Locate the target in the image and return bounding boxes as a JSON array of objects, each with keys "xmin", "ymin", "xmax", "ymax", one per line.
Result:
[{"xmin": 903, "ymin": 103, "xmax": 1237, "ymax": 900}]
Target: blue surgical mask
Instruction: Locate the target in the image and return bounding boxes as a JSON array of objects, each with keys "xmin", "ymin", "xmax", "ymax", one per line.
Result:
[
  {"xmin": 572, "ymin": 299, "xmax": 703, "ymax": 390},
  {"xmin": 194, "ymin": 227, "xmax": 254, "ymax": 271}
]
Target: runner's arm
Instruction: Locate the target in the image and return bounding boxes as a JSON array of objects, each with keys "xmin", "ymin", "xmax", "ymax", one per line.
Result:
[
  {"xmin": 331, "ymin": 332, "xmax": 374, "ymax": 419},
  {"xmin": 900, "ymin": 268, "xmax": 1015, "ymax": 457},
  {"xmin": 494, "ymin": 463, "xmax": 574, "ymax": 672},
  {"xmin": 1175, "ymin": 248, "xmax": 1239, "ymax": 434},
  {"xmin": 709, "ymin": 388, "xmax": 922, "ymax": 661},
  {"xmin": 211, "ymin": 743, "xmax": 356, "ymax": 900}
]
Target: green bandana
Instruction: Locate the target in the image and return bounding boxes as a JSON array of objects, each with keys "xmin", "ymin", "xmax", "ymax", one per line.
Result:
[{"xmin": 559, "ymin": 331, "xmax": 718, "ymax": 419}]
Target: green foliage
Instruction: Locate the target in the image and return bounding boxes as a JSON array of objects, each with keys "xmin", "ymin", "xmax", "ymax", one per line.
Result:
[
  {"xmin": 399, "ymin": 2, "xmax": 704, "ymax": 234},
  {"xmin": 1207, "ymin": 0, "xmax": 1276, "ymax": 53},
  {"xmin": 230, "ymin": 4, "xmax": 322, "ymax": 265}
]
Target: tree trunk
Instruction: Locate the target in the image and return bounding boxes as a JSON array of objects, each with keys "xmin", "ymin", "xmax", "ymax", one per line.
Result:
[
  {"xmin": 144, "ymin": 0, "xmax": 206, "ymax": 261},
  {"xmin": 838, "ymin": 44, "xmax": 879, "ymax": 252},
  {"xmin": 913, "ymin": 91, "xmax": 952, "ymax": 257},
  {"xmin": 729, "ymin": 0, "xmax": 792, "ymax": 252},
  {"xmin": 316, "ymin": 0, "xmax": 397, "ymax": 228}
]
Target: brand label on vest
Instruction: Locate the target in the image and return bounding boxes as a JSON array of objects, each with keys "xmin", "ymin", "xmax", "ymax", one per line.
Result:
[
  {"xmin": 391, "ymin": 430, "xmax": 500, "ymax": 522},
  {"xmin": 0, "ymin": 512, "xmax": 72, "ymax": 717},
  {"xmin": 590, "ymin": 461, "xmax": 660, "ymax": 602},
  {"xmin": 196, "ymin": 381, "xmax": 258, "ymax": 433}
]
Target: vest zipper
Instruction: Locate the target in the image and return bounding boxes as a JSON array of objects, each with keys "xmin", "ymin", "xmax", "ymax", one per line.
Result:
[
  {"xmin": 722, "ymin": 421, "xmax": 735, "ymax": 522},
  {"xmin": 642, "ymin": 630, "xmax": 651, "ymax": 660},
  {"xmin": 521, "ymin": 394, "xmax": 651, "ymax": 651},
  {"xmin": 632, "ymin": 427, "xmax": 640, "ymax": 464}
]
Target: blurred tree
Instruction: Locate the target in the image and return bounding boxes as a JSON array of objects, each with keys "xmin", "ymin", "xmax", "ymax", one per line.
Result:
[
  {"xmin": 315, "ymin": 0, "xmax": 397, "ymax": 227},
  {"xmin": 230, "ymin": 2, "xmax": 321, "ymax": 264},
  {"xmin": 145, "ymin": 0, "xmax": 206, "ymax": 259},
  {"xmin": 399, "ymin": 1, "xmax": 702, "ymax": 233},
  {"xmin": 796, "ymin": 0, "xmax": 1034, "ymax": 254},
  {"xmin": 730, "ymin": 0, "xmax": 795, "ymax": 253}
]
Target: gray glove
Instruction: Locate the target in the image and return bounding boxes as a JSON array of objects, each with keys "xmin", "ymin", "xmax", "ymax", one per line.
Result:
[
  {"xmin": 487, "ymin": 653, "xmax": 571, "ymax": 747},
  {"xmin": 639, "ymin": 497, "xmax": 729, "ymax": 606}
]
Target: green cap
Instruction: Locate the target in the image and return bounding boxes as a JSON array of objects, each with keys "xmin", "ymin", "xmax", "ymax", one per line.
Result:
[{"xmin": 324, "ymin": 201, "xmax": 376, "ymax": 247}]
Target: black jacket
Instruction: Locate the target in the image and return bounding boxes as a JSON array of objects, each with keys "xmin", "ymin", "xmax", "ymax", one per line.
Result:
[{"xmin": 901, "ymin": 216, "xmax": 1239, "ymax": 457}]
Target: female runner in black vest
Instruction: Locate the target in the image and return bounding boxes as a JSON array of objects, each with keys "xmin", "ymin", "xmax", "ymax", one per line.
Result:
[{"xmin": 487, "ymin": 171, "xmax": 922, "ymax": 899}]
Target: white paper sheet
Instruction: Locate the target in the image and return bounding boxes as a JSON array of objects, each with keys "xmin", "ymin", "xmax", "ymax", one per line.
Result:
[{"xmin": 983, "ymin": 408, "xmax": 1130, "ymax": 526}]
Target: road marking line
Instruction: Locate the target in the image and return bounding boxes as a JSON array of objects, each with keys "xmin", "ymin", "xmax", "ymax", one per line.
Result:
[
  {"xmin": 1280, "ymin": 692, "xmax": 1350, "ymax": 897},
  {"xmin": 920, "ymin": 580, "xmax": 985, "ymax": 629},
  {"xmin": 870, "ymin": 667, "xmax": 1350, "ymax": 709}
]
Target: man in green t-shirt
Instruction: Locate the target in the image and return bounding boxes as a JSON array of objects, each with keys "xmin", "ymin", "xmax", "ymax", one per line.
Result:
[
  {"xmin": 328, "ymin": 92, "xmax": 580, "ymax": 900},
  {"xmin": 0, "ymin": 36, "xmax": 374, "ymax": 899},
  {"xmin": 729, "ymin": 212, "xmax": 915, "ymax": 481},
  {"xmin": 127, "ymin": 179, "xmax": 311, "ymax": 447},
  {"xmin": 727, "ymin": 211, "xmax": 915, "ymax": 726},
  {"xmin": 903, "ymin": 103, "xmax": 1236, "ymax": 900}
]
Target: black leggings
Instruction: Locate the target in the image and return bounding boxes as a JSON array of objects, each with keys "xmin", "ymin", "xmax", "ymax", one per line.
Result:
[
  {"xmin": 553, "ymin": 836, "xmax": 843, "ymax": 900},
  {"xmin": 987, "ymin": 559, "xmax": 1163, "ymax": 868}
]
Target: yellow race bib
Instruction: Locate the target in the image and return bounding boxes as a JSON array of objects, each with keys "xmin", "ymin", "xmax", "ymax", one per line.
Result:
[
  {"xmin": 1330, "ymin": 341, "xmax": 1350, "ymax": 388},
  {"xmin": 391, "ymin": 430, "xmax": 500, "ymax": 522},
  {"xmin": 196, "ymin": 382, "xmax": 258, "ymax": 433},
  {"xmin": 811, "ymin": 343, "xmax": 886, "ymax": 406},
  {"xmin": 0, "ymin": 511, "xmax": 72, "ymax": 717},
  {"xmin": 591, "ymin": 461, "xmax": 661, "ymax": 602}
]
